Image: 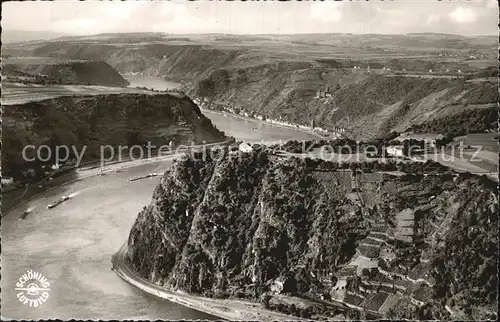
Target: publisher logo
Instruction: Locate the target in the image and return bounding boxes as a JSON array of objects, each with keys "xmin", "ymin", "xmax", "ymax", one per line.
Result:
[{"xmin": 15, "ymin": 270, "xmax": 51, "ymax": 307}]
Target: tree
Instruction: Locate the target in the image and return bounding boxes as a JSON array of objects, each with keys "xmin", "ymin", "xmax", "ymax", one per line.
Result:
[
  {"xmin": 261, "ymin": 294, "xmax": 271, "ymax": 308},
  {"xmin": 127, "ymin": 130, "xmax": 144, "ymax": 147}
]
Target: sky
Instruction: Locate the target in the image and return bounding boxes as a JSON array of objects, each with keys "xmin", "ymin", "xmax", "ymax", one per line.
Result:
[{"xmin": 2, "ymin": 0, "xmax": 498, "ymax": 36}]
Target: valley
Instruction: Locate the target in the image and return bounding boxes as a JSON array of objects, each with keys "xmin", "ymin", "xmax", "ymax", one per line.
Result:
[
  {"xmin": 1, "ymin": 94, "xmax": 338, "ymax": 321},
  {"xmin": 3, "ymin": 32, "xmax": 496, "ymax": 141},
  {"xmin": 1, "ymin": 30, "xmax": 497, "ymax": 321}
]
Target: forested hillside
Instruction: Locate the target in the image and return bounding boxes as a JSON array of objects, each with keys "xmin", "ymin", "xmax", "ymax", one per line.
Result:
[{"xmin": 127, "ymin": 148, "xmax": 498, "ymax": 319}]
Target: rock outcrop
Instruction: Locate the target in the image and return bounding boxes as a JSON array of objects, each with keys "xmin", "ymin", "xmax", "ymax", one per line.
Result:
[{"xmin": 126, "ymin": 148, "xmax": 498, "ymax": 319}]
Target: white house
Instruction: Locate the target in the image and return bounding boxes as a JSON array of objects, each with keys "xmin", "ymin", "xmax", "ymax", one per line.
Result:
[
  {"xmin": 239, "ymin": 142, "xmax": 253, "ymax": 153},
  {"xmin": 396, "ymin": 133, "xmax": 444, "ymax": 148},
  {"xmin": 410, "ymin": 296, "xmax": 425, "ymax": 307},
  {"xmin": 1, "ymin": 177, "xmax": 14, "ymax": 185},
  {"xmin": 386, "ymin": 145, "xmax": 404, "ymax": 157}
]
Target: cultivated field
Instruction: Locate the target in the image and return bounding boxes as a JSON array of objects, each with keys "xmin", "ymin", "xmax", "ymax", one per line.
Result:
[{"xmin": 1, "ymin": 82, "xmax": 161, "ymax": 105}]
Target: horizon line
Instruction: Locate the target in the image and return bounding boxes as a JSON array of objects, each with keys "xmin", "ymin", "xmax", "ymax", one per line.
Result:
[{"xmin": 5, "ymin": 30, "xmax": 498, "ymax": 38}]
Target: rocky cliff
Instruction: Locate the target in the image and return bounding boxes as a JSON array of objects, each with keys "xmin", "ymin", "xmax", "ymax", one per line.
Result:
[
  {"xmin": 126, "ymin": 148, "xmax": 497, "ymax": 319},
  {"xmin": 2, "ymin": 93, "xmax": 226, "ymax": 180}
]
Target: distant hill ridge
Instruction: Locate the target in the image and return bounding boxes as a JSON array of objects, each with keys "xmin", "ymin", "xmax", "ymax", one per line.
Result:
[
  {"xmin": 3, "ymin": 60, "xmax": 129, "ymax": 87},
  {"xmin": 1, "ymin": 30, "xmax": 69, "ymax": 44},
  {"xmin": 3, "ymin": 34, "xmax": 496, "ymax": 139}
]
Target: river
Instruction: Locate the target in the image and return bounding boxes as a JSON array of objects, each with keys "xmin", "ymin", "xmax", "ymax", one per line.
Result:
[
  {"xmin": 1, "ymin": 76, "xmax": 319, "ymax": 320},
  {"xmin": 202, "ymin": 110, "xmax": 320, "ymax": 144},
  {"xmin": 123, "ymin": 74, "xmax": 319, "ymax": 144},
  {"xmin": 123, "ymin": 75, "xmax": 181, "ymax": 91}
]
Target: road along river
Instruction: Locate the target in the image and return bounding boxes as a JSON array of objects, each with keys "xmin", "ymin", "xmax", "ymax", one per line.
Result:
[{"xmin": 1, "ymin": 85, "xmax": 320, "ymax": 320}]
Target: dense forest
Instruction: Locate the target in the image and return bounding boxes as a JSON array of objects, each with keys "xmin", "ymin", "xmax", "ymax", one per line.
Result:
[{"xmin": 411, "ymin": 106, "xmax": 497, "ymax": 136}]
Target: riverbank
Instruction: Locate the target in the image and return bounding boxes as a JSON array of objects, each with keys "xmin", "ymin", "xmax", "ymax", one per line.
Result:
[
  {"xmin": 1, "ymin": 155, "xmax": 174, "ymax": 218},
  {"xmin": 2, "ymin": 159, "xmax": 221, "ymax": 320},
  {"xmin": 2, "ymin": 139, "xmax": 234, "ymax": 217},
  {"xmin": 112, "ymin": 244, "xmax": 299, "ymax": 321}
]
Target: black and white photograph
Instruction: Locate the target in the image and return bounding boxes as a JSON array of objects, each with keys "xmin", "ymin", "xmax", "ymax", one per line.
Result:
[{"xmin": 1, "ymin": 0, "xmax": 498, "ymax": 320}]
